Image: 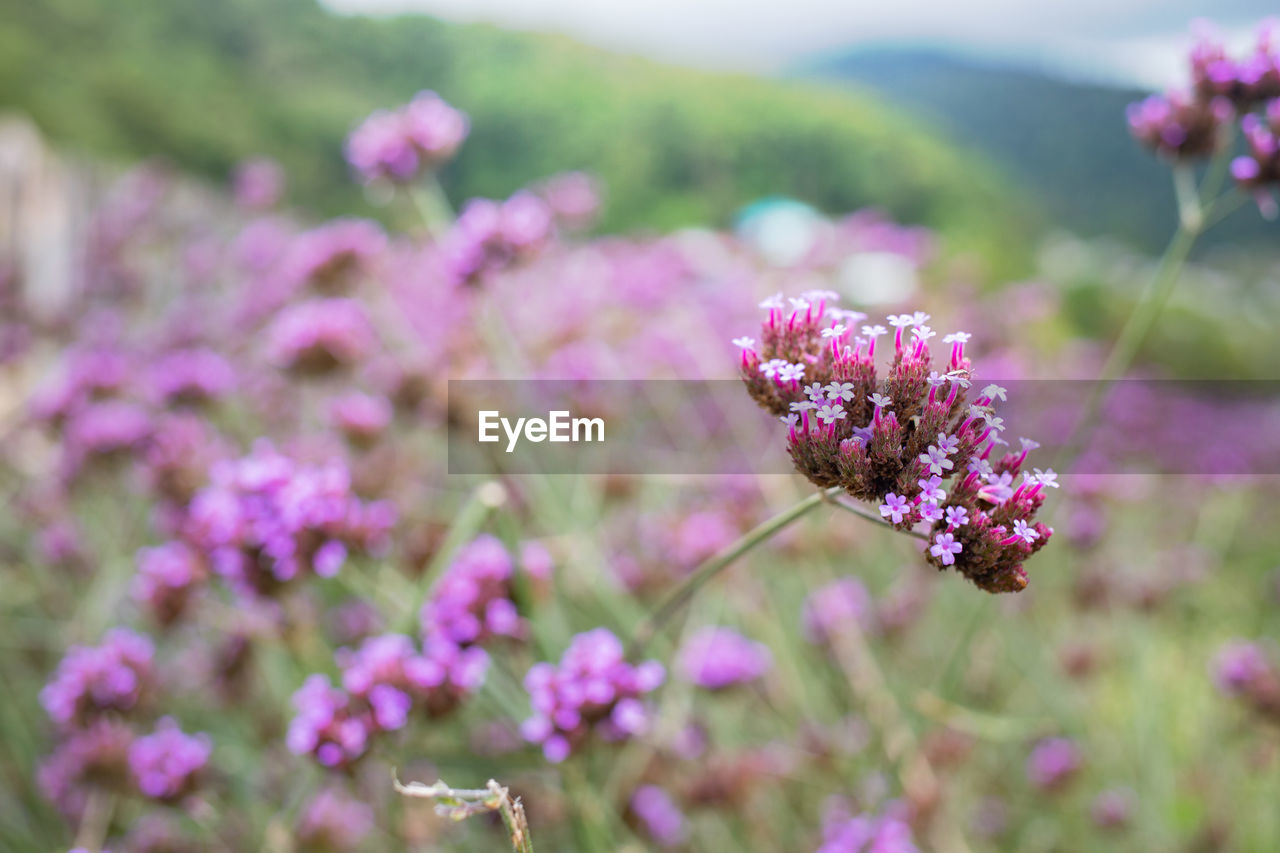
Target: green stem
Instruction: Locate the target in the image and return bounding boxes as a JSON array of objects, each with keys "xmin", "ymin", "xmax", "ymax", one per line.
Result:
[
  {"xmin": 1056, "ymin": 216, "xmax": 1201, "ymax": 470},
  {"xmin": 409, "ymin": 174, "xmax": 455, "ymax": 236},
  {"xmin": 826, "ymin": 493, "xmax": 929, "ymax": 540},
  {"xmin": 628, "ymin": 487, "xmax": 841, "ymax": 654}
]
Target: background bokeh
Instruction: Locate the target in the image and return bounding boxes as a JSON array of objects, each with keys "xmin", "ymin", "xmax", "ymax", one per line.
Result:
[{"xmin": 2, "ymin": 1, "xmax": 1280, "ymax": 851}]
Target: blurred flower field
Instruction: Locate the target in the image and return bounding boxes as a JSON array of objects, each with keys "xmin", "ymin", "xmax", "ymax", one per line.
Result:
[{"xmin": 3, "ymin": 15, "xmax": 1280, "ymax": 853}]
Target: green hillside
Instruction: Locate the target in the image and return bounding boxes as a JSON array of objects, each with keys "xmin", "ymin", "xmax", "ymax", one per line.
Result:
[
  {"xmin": 798, "ymin": 48, "xmax": 1274, "ymax": 253},
  {"xmin": 0, "ymin": 0, "xmax": 1034, "ymax": 265}
]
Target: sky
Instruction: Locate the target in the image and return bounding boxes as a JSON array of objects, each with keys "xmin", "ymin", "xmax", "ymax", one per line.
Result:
[{"xmin": 322, "ymin": 0, "xmax": 1276, "ymax": 86}]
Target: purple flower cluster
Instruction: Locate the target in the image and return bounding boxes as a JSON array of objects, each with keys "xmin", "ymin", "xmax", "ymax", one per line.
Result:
[
  {"xmin": 265, "ymin": 298, "xmax": 377, "ymax": 374},
  {"xmin": 39, "ymin": 720, "xmax": 134, "ymax": 819},
  {"xmin": 1025, "ymin": 737, "xmax": 1081, "ymax": 791},
  {"xmin": 521, "ymin": 628, "xmax": 665, "ymax": 762},
  {"xmin": 40, "ymin": 629, "xmax": 155, "ymax": 728},
  {"xmin": 816, "ymin": 798, "xmax": 919, "ymax": 853},
  {"xmin": 1190, "ymin": 19, "xmax": 1280, "ymax": 107},
  {"xmin": 803, "ymin": 577, "xmax": 875, "ymax": 644},
  {"xmin": 1211, "ymin": 640, "xmax": 1280, "ymax": 719},
  {"xmin": 346, "ymin": 91, "xmax": 469, "ymax": 183},
  {"xmin": 232, "ymin": 157, "xmax": 284, "ymax": 210},
  {"xmin": 421, "ymin": 534, "xmax": 525, "ymax": 645},
  {"xmin": 296, "ymin": 786, "xmax": 376, "ymax": 850},
  {"xmin": 128, "ymin": 716, "xmax": 213, "ymax": 801},
  {"xmin": 442, "ymin": 192, "xmax": 554, "ymax": 286},
  {"xmin": 1132, "ymin": 19, "xmax": 1280, "ymax": 212},
  {"xmin": 1126, "ymin": 91, "xmax": 1232, "ymax": 160},
  {"xmin": 1233, "ymin": 102, "xmax": 1280, "ymax": 205},
  {"xmin": 39, "ymin": 633, "xmax": 212, "ymax": 816},
  {"xmin": 146, "ymin": 347, "xmax": 237, "ymax": 406},
  {"xmin": 328, "ymin": 391, "xmax": 394, "ymax": 447},
  {"xmin": 132, "ymin": 541, "xmax": 206, "ymax": 627},
  {"xmin": 737, "ymin": 295, "xmax": 1054, "ymax": 593},
  {"xmin": 280, "ymin": 219, "xmax": 387, "ymax": 294},
  {"xmin": 183, "ymin": 441, "xmax": 394, "ymax": 597},
  {"xmin": 677, "ymin": 626, "xmax": 772, "ymax": 690},
  {"xmin": 288, "ymin": 633, "xmax": 488, "ymax": 767},
  {"xmin": 630, "ymin": 785, "xmax": 687, "ymax": 847}
]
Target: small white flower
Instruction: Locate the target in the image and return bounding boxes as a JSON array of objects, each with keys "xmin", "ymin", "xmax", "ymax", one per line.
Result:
[
  {"xmin": 968, "ymin": 457, "xmax": 994, "ymax": 478},
  {"xmin": 758, "ymin": 293, "xmax": 784, "ymax": 310},
  {"xmin": 868, "ymin": 393, "xmax": 893, "ymax": 408},
  {"xmin": 1019, "ymin": 437, "xmax": 1041, "ymax": 452},
  {"xmin": 821, "ymin": 324, "xmax": 847, "ymax": 339},
  {"xmin": 788, "ymin": 297, "xmax": 811, "ymax": 311},
  {"xmin": 790, "ymin": 401, "xmax": 815, "ymax": 413},
  {"xmin": 781, "ymin": 413, "xmax": 799, "ymax": 427},
  {"xmin": 759, "ymin": 358, "xmax": 786, "ymax": 379},
  {"xmin": 926, "ymin": 371, "xmax": 947, "ymax": 387},
  {"xmin": 816, "ymin": 403, "xmax": 847, "ymax": 425},
  {"xmin": 911, "ymin": 311, "xmax": 932, "ymax": 326},
  {"xmin": 944, "ymin": 371, "xmax": 971, "ymax": 388},
  {"xmin": 1032, "ymin": 468, "xmax": 1059, "ymax": 488},
  {"xmin": 887, "ymin": 314, "xmax": 915, "ymax": 328},
  {"xmin": 982, "ymin": 384, "xmax": 1008, "ymax": 402},
  {"xmin": 912, "ymin": 325, "xmax": 937, "ymax": 342},
  {"xmin": 804, "ymin": 383, "xmax": 826, "ymax": 402},
  {"xmin": 943, "ymin": 331, "xmax": 972, "ymax": 344},
  {"xmin": 936, "ymin": 433, "xmax": 960, "ymax": 454},
  {"xmin": 824, "ymin": 381, "xmax": 856, "ymax": 402},
  {"xmin": 802, "ymin": 289, "xmax": 841, "ymax": 303},
  {"xmin": 732, "ymin": 336, "xmax": 756, "ymax": 349},
  {"xmin": 861, "ymin": 324, "xmax": 887, "ymax": 338}
]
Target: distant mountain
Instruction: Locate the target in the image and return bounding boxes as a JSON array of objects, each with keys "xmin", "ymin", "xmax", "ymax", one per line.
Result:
[
  {"xmin": 0, "ymin": 0, "xmax": 1031, "ymax": 268},
  {"xmin": 798, "ymin": 48, "xmax": 1270, "ymax": 252}
]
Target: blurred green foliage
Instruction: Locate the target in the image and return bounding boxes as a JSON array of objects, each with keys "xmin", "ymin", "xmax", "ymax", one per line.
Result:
[{"xmin": 0, "ymin": 0, "xmax": 1036, "ymax": 269}]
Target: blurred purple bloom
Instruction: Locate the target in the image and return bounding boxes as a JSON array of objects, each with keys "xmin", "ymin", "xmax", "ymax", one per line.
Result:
[
  {"xmin": 128, "ymin": 716, "xmax": 212, "ymax": 801},
  {"xmin": 677, "ymin": 626, "xmax": 772, "ymax": 689},
  {"xmin": 1026, "ymin": 737, "xmax": 1081, "ymax": 791},
  {"xmin": 631, "ymin": 785, "xmax": 686, "ymax": 847}
]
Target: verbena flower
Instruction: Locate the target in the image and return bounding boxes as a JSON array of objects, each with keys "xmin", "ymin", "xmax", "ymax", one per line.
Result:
[
  {"xmin": 803, "ymin": 577, "xmax": 875, "ymax": 644},
  {"xmin": 128, "ymin": 717, "xmax": 212, "ymax": 802},
  {"xmin": 420, "ymin": 534, "xmax": 526, "ymax": 646},
  {"xmin": 346, "ymin": 91, "xmax": 469, "ymax": 183},
  {"xmin": 816, "ymin": 797, "xmax": 919, "ymax": 853},
  {"xmin": 441, "ymin": 192, "xmax": 554, "ymax": 286},
  {"xmin": 1190, "ymin": 19, "xmax": 1280, "ymax": 108},
  {"xmin": 1126, "ymin": 90, "xmax": 1232, "ymax": 160},
  {"xmin": 630, "ymin": 785, "xmax": 687, "ymax": 847},
  {"xmin": 520, "ymin": 628, "xmax": 664, "ymax": 762},
  {"xmin": 41, "ymin": 629, "xmax": 155, "ymax": 728},
  {"xmin": 738, "ymin": 294, "xmax": 1053, "ymax": 593},
  {"xmin": 296, "ymin": 787, "xmax": 376, "ymax": 850},
  {"xmin": 146, "ymin": 348, "xmax": 237, "ymax": 406},
  {"xmin": 38, "ymin": 720, "xmax": 134, "ymax": 819},
  {"xmin": 184, "ymin": 442, "xmax": 394, "ymax": 597},
  {"xmin": 132, "ymin": 542, "xmax": 206, "ymax": 627},
  {"xmin": 232, "ymin": 158, "xmax": 284, "ymax": 211},
  {"xmin": 1231, "ymin": 104, "xmax": 1280, "ymax": 214},
  {"xmin": 265, "ymin": 298, "xmax": 377, "ymax": 374},
  {"xmin": 676, "ymin": 626, "xmax": 772, "ymax": 690},
  {"xmin": 328, "ymin": 391, "xmax": 394, "ymax": 447},
  {"xmin": 1025, "ymin": 737, "xmax": 1081, "ymax": 791}
]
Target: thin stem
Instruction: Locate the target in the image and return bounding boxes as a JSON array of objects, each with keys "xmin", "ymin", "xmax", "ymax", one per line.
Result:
[
  {"xmin": 1055, "ymin": 214, "xmax": 1200, "ymax": 470},
  {"xmin": 825, "ymin": 493, "xmax": 930, "ymax": 541},
  {"xmin": 628, "ymin": 487, "xmax": 841, "ymax": 655},
  {"xmin": 409, "ymin": 174, "xmax": 456, "ymax": 237},
  {"xmin": 398, "ymin": 481, "xmax": 507, "ymax": 631}
]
